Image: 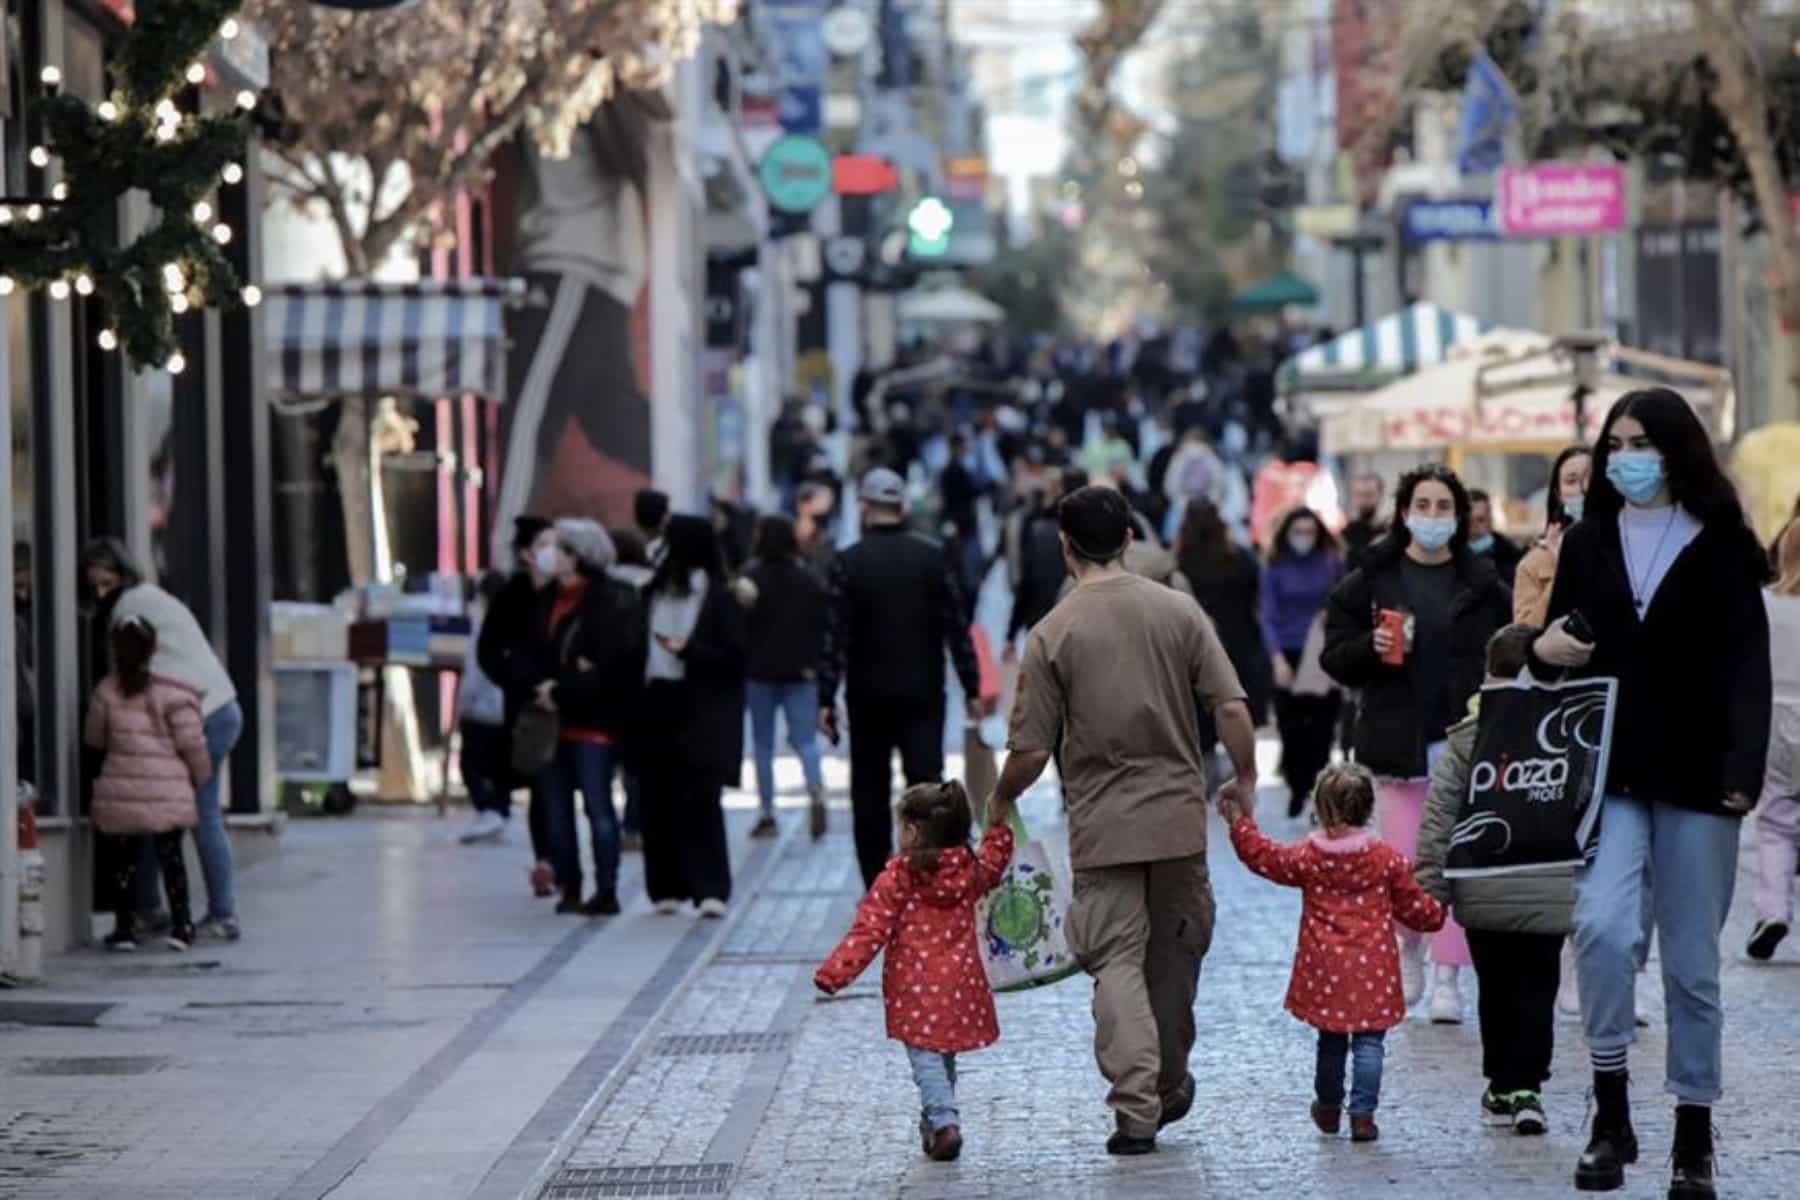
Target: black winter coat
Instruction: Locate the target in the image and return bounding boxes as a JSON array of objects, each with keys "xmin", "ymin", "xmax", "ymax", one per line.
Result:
[
  {"xmin": 1179, "ymin": 543, "xmax": 1272, "ymax": 724},
  {"xmin": 1322, "ymin": 537, "xmax": 1511, "ymax": 778},
  {"xmin": 1542, "ymin": 515, "xmax": 1770, "ymax": 814},
  {"xmin": 528, "ymin": 574, "xmax": 648, "ymax": 744},
  {"xmin": 475, "ymin": 571, "xmax": 549, "ymax": 727},
  {"xmin": 646, "ymin": 578, "xmax": 749, "ymax": 789},
  {"xmin": 744, "ymin": 557, "xmax": 829, "ymax": 682}
]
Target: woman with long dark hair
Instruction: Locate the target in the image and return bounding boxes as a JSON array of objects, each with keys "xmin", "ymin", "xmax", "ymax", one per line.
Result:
[
  {"xmin": 1322, "ymin": 465, "xmax": 1510, "ymax": 1025},
  {"xmin": 1513, "ymin": 445, "xmax": 1592, "ymax": 626},
  {"xmin": 639, "ymin": 515, "xmax": 750, "ymax": 917},
  {"xmin": 1175, "ymin": 500, "xmax": 1272, "ymax": 762},
  {"xmin": 1532, "ymin": 388, "xmax": 1770, "ymax": 1198},
  {"xmin": 744, "ymin": 514, "xmax": 830, "ymax": 841},
  {"xmin": 1261, "ymin": 507, "xmax": 1343, "ymax": 819}
]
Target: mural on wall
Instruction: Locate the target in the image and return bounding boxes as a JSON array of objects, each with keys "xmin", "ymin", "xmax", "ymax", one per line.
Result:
[{"xmin": 495, "ymin": 97, "xmax": 657, "ymax": 541}]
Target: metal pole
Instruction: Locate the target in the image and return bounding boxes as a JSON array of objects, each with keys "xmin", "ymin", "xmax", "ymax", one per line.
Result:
[{"xmin": 0, "ymin": 115, "xmax": 18, "ymax": 975}]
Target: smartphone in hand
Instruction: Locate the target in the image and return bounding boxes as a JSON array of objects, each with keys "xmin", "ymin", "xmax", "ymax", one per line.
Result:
[{"xmin": 1564, "ymin": 609, "xmax": 1595, "ymax": 644}]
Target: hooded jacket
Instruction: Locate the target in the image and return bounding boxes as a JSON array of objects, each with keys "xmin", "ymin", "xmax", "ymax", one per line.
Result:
[
  {"xmin": 1230, "ymin": 818, "xmax": 1446, "ymax": 1033},
  {"xmin": 85, "ymin": 675, "xmax": 212, "ymax": 835},
  {"xmin": 815, "ymin": 823, "xmax": 1014, "ymax": 1053}
]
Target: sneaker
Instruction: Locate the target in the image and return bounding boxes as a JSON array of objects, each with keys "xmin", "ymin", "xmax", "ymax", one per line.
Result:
[
  {"xmin": 1481, "ymin": 1090, "xmax": 1516, "ymax": 1127},
  {"xmin": 165, "ymin": 924, "xmax": 196, "ymax": 953},
  {"xmin": 1311, "ymin": 1102, "xmax": 1342, "ymax": 1135},
  {"xmin": 1350, "ymin": 1115, "xmax": 1380, "ymax": 1143},
  {"xmin": 1399, "ymin": 939, "xmax": 1426, "ymax": 1007},
  {"xmin": 925, "ymin": 1125, "xmax": 963, "ymax": 1163},
  {"xmin": 459, "ymin": 811, "xmax": 506, "ymax": 844},
  {"xmin": 582, "ymin": 891, "xmax": 621, "ymax": 917},
  {"xmin": 1511, "ymin": 1092, "xmax": 1547, "ymax": 1137},
  {"xmin": 194, "ymin": 917, "xmax": 241, "ymax": 943},
  {"xmin": 1429, "ymin": 970, "xmax": 1464, "ymax": 1024},
  {"xmin": 1747, "ymin": 918, "xmax": 1789, "ymax": 961},
  {"xmin": 104, "ymin": 928, "xmax": 138, "ymax": 953},
  {"xmin": 653, "ymin": 899, "xmax": 683, "ymax": 915},
  {"xmin": 749, "ymin": 814, "xmax": 779, "ymax": 839},
  {"xmin": 529, "ymin": 861, "xmax": 557, "ymax": 898},
  {"xmin": 697, "ymin": 898, "xmax": 728, "ymax": 920}
]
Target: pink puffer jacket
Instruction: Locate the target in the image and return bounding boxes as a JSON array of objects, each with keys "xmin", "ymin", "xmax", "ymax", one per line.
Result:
[{"xmin": 84, "ymin": 675, "xmax": 212, "ymax": 835}]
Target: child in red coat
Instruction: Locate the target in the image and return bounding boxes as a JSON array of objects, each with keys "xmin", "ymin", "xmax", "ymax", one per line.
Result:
[
  {"xmin": 1222, "ymin": 763, "xmax": 1446, "ymax": 1143},
  {"xmin": 815, "ymin": 780, "xmax": 1013, "ymax": 1163}
]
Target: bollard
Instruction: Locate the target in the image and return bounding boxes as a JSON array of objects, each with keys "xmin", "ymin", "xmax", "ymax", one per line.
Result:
[{"xmin": 16, "ymin": 790, "xmax": 43, "ymax": 982}]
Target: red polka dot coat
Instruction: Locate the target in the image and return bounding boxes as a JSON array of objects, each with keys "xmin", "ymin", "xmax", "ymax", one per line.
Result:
[
  {"xmin": 1230, "ymin": 818, "xmax": 1446, "ymax": 1034},
  {"xmin": 814, "ymin": 824, "xmax": 1013, "ymax": 1053}
]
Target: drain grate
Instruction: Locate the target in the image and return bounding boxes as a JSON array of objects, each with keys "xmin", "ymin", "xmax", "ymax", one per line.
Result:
[
  {"xmin": 542, "ymin": 1163, "xmax": 734, "ymax": 1197},
  {"xmin": 652, "ymin": 1032, "xmax": 794, "ymax": 1057},
  {"xmin": 8, "ymin": 1055, "xmax": 168, "ymax": 1077}
]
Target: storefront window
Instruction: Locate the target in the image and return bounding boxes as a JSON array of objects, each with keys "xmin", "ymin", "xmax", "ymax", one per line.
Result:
[{"xmin": 9, "ymin": 294, "xmax": 34, "ymax": 788}]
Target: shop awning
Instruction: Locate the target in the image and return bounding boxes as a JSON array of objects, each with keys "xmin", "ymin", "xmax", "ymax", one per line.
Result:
[
  {"xmin": 265, "ymin": 278, "xmax": 528, "ymax": 404},
  {"xmin": 1284, "ymin": 302, "xmax": 1489, "ymax": 390},
  {"xmin": 1228, "ymin": 270, "xmax": 1320, "ymax": 314},
  {"xmin": 897, "ymin": 286, "xmax": 1005, "ymax": 324}
]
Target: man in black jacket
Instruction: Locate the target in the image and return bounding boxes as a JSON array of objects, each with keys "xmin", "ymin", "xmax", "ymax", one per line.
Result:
[
  {"xmin": 476, "ymin": 515, "xmax": 556, "ymax": 886},
  {"xmin": 1468, "ymin": 489, "xmax": 1525, "ymax": 587},
  {"xmin": 1341, "ymin": 473, "xmax": 1388, "ymax": 570},
  {"xmin": 820, "ymin": 468, "xmax": 988, "ymax": 887}
]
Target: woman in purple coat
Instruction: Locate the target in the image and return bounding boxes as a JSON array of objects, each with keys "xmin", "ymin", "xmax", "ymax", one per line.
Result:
[{"xmin": 1261, "ymin": 508, "xmax": 1344, "ymax": 818}]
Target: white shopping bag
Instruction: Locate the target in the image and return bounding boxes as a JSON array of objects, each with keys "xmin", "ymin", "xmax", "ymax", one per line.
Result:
[{"xmin": 976, "ymin": 811, "xmax": 1081, "ymax": 993}]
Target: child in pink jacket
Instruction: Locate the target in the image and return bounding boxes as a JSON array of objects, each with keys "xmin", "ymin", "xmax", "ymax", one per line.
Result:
[{"xmin": 85, "ymin": 618, "xmax": 212, "ymax": 952}]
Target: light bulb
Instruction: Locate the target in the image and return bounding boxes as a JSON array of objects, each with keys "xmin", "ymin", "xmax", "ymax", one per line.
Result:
[
  {"xmin": 155, "ymin": 124, "xmax": 176, "ymax": 143},
  {"xmin": 156, "ymin": 99, "xmax": 178, "ymax": 121},
  {"xmin": 0, "ymin": 277, "xmax": 14, "ymax": 296},
  {"xmin": 241, "ymin": 284, "xmax": 263, "ymax": 307},
  {"xmin": 193, "ymin": 201, "xmax": 214, "ymax": 224},
  {"xmin": 0, "ymin": 208, "xmax": 11, "ymax": 226},
  {"xmin": 97, "ymin": 101, "xmax": 118, "ymax": 122},
  {"xmin": 171, "ymin": 294, "xmax": 191, "ymax": 314},
  {"xmin": 164, "ymin": 264, "xmax": 187, "ymax": 293},
  {"xmin": 166, "ymin": 353, "xmax": 187, "ymax": 376},
  {"xmin": 222, "ymin": 162, "xmax": 245, "ymax": 185},
  {"xmin": 212, "ymin": 223, "xmax": 233, "ymax": 245},
  {"xmin": 50, "ymin": 182, "xmax": 68, "ymax": 201},
  {"xmin": 98, "ymin": 329, "xmax": 118, "ymax": 351},
  {"xmin": 40, "ymin": 66, "xmax": 61, "ymax": 88},
  {"xmin": 49, "ymin": 280, "xmax": 71, "ymax": 301},
  {"xmin": 236, "ymin": 90, "xmax": 257, "ymax": 112},
  {"xmin": 24, "ymin": 205, "xmax": 42, "ymax": 222},
  {"xmin": 186, "ymin": 63, "xmax": 207, "ymax": 85},
  {"xmin": 221, "ymin": 18, "xmax": 241, "ymax": 40},
  {"xmin": 75, "ymin": 274, "xmax": 94, "ymax": 296},
  {"xmin": 29, "ymin": 146, "xmax": 49, "ymax": 168}
]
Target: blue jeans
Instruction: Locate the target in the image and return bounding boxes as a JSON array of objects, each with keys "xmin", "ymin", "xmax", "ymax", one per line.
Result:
[
  {"xmin": 1573, "ymin": 794, "xmax": 1739, "ymax": 1104},
  {"xmin": 540, "ymin": 740, "xmax": 622, "ymax": 895},
  {"xmin": 905, "ymin": 1045, "xmax": 959, "ymax": 1134},
  {"xmin": 195, "ymin": 701, "xmax": 243, "ymax": 922},
  {"xmin": 745, "ymin": 679, "xmax": 824, "ymax": 819},
  {"xmin": 1316, "ymin": 1031, "xmax": 1385, "ymax": 1116}
]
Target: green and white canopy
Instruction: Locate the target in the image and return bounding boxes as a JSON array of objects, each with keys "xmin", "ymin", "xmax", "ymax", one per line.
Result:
[{"xmin": 1281, "ymin": 302, "xmax": 1489, "ymax": 392}]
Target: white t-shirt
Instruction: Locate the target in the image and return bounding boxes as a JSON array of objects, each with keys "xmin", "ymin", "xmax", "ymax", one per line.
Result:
[
  {"xmin": 111, "ymin": 583, "xmax": 237, "ymax": 717},
  {"xmin": 646, "ymin": 571, "xmax": 708, "ymax": 682},
  {"xmin": 1617, "ymin": 503, "xmax": 1702, "ymax": 616}
]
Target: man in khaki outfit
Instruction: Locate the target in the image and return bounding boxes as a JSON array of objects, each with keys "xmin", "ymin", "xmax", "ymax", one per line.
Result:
[{"xmin": 994, "ymin": 485, "xmax": 1257, "ymax": 1155}]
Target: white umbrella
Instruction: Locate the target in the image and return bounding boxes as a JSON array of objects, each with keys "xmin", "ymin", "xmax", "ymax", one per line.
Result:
[{"xmin": 897, "ymin": 287, "xmax": 1005, "ymax": 325}]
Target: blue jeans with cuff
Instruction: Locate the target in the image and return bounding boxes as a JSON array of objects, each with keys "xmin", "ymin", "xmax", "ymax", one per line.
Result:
[
  {"xmin": 1316, "ymin": 1030, "xmax": 1385, "ymax": 1116},
  {"xmin": 905, "ymin": 1045, "xmax": 959, "ymax": 1134},
  {"xmin": 746, "ymin": 679, "xmax": 825, "ymax": 819},
  {"xmin": 194, "ymin": 701, "xmax": 244, "ymax": 922}
]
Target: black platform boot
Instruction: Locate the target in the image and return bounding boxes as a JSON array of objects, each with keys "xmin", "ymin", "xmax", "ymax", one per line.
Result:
[
  {"xmin": 1574, "ymin": 1071, "xmax": 1638, "ymax": 1192},
  {"xmin": 1668, "ymin": 1104, "xmax": 1716, "ymax": 1200}
]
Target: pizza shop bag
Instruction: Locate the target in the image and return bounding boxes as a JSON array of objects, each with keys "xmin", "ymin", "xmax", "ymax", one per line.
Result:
[
  {"xmin": 1444, "ymin": 676, "xmax": 1619, "ymax": 879},
  {"xmin": 977, "ymin": 811, "xmax": 1081, "ymax": 992}
]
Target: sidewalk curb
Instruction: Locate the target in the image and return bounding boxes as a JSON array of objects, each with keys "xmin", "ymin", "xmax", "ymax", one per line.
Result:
[{"xmin": 475, "ymin": 822, "xmax": 801, "ymax": 1200}]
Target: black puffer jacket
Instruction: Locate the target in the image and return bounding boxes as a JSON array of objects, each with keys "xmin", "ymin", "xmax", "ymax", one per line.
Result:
[
  {"xmin": 1321, "ymin": 536, "xmax": 1511, "ymax": 778},
  {"xmin": 475, "ymin": 571, "xmax": 549, "ymax": 727},
  {"xmin": 526, "ymin": 573, "xmax": 648, "ymax": 742},
  {"xmin": 744, "ymin": 557, "xmax": 829, "ymax": 682}
]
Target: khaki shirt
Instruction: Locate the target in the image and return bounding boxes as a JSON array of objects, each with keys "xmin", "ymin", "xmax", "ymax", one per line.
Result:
[{"xmin": 1008, "ymin": 572, "xmax": 1246, "ymax": 869}]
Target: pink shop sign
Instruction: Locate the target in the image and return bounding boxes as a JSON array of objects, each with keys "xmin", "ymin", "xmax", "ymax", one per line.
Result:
[{"xmin": 1497, "ymin": 164, "xmax": 1625, "ymax": 237}]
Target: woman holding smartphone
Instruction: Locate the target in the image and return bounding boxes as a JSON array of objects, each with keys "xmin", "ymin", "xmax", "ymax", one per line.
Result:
[
  {"xmin": 1513, "ymin": 444, "xmax": 1592, "ymax": 626},
  {"xmin": 1534, "ymin": 387, "xmax": 1770, "ymax": 1199},
  {"xmin": 1322, "ymin": 464, "xmax": 1511, "ymax": 1024}
]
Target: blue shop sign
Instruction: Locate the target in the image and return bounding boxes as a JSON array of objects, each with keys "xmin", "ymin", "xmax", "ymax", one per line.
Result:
[{"xmin": 1402, "ymin": 199, "xmax": 1499, "ymax": 244}]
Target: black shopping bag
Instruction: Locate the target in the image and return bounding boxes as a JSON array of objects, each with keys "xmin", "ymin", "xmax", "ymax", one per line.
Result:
[{"xmin": 1444, "ymin": 676, "xmax": 1618, "ymax": 878}]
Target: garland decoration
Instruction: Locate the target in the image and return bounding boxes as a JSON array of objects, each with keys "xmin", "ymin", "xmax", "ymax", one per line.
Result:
[{"xmin": 0, "ymin": 0, "xmax": 259, "ymax": 372}]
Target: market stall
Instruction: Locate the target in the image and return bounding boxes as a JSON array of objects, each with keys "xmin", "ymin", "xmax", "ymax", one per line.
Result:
[{"xmin": 1279, "ymin": 302, "xmax": 1494, "ymax": 425}]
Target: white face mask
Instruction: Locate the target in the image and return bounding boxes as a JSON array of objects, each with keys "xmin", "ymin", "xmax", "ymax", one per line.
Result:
[
  {"xmin": 1287, "ymin": 531, "xmax": 1317, "ymax": 557},
  {"xmin": 533, "ymin": 544, "xmax": 561, "ymax": 577}
]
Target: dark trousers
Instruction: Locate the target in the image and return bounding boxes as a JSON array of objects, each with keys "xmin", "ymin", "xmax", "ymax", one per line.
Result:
[
  {"xmin": 539, "ymin": 740, "xmax": 622, "ymax": 895},
  {"xmin": 846, "ymin": 694, "xmax": 945, "ymax": 888},
  {"xmin": 639, "ymin": 681, "xmax": 732, "ymax": 905},
  {"xmin": 111, "ymin": 830, "xmax": 191, "ymax": 933},
  {"xmin": 459, "ymin": 721, "xmax": 512, "ymax": 818},
  {"xmin": 1274, "ymin": 689, "xmax": 1341, "ymax": 811},
  {"xmin": 1466, "ymin": 928, "xmax": 1565, "ymax": 1093}
]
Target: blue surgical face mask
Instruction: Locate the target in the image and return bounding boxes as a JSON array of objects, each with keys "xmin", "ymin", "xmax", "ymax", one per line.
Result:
[
  {"xmin": 1468, "ymin": 533, "xmax": 1495, "ymax": 554},
  {"xmin": 1563, "ymin": 495, "xmax": 1586, "ymax": 523},
  {"xmin": 1406, "ymin": 515, "xmax": 1457, "ymax": 553},
  {"xmin": 1605, "ymin": 450, "xmax": 1666, "ymax": 504}
]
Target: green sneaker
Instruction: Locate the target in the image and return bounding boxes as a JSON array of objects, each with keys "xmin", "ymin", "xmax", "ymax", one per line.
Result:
[
  {"xmin": 1510, "ymin": 1092, "xmax": 1547, "ymax": 1136},
  {"xmin": 1481, "ymin": 1089, "xmax": 1516, "ymax": 1126}
]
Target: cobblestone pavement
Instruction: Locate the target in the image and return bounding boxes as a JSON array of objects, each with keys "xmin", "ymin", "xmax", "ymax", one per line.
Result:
[{"xmin": 538, "ymin": 771, "xmax": 1800, "ymax": 1200}]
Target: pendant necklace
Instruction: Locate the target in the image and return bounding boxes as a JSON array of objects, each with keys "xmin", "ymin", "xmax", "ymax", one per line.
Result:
[{"xmin": 1621, "ymin": 507, "xmax": 1678, "ymax": 617}]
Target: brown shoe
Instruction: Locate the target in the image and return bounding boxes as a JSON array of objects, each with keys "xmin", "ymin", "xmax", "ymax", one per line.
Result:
[
  {"xmin": 1350, "ymin": 1115, "xmax": 1379, "ymax": 1143},
  {"xmin": 1311, "ymin": 1103, "xmax": 1341, "ymax": 1135},
  {"xmin": 926, "ymin": 1125, "xmax": 963, "ymax": 1162}
]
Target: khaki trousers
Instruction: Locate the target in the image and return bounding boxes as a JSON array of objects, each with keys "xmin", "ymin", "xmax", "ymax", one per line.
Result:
[{"xmin": 1066, "ymin": 854, "xmax": 1215, "ymax": 1137}]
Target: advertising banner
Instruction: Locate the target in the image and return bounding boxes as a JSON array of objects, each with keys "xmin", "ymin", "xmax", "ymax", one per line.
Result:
[{"xmin": 1497, "ymin": 164, "xmax": 1624, "ymax": 237}]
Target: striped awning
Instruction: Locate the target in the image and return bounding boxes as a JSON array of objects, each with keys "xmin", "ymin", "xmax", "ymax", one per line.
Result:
[
  {"xmin": 1282, "ymin": 302, "xmax": 1489, "ymax": 391},
  {"xmin": 265, "ymin": 278, "xmax": 527, "ymax": 403}
]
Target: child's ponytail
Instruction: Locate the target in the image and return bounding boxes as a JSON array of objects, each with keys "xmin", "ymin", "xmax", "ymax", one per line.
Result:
[
  {"xmin": 897, "ymin": 779, "xmax": 975, "ymax": 874},
  {"xmin": 112, "ymin": 617, "xmax": 156, "ymax": 698}
]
